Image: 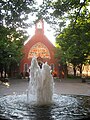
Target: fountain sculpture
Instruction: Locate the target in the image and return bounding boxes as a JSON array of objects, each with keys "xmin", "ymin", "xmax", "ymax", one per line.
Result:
[{"xmin": 0, "ymin": 57, "xmax": 90, "ymax": 120}]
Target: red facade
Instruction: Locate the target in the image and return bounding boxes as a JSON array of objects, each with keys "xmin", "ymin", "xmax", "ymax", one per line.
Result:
[{"xmin": 20, "ymin": 20, "xmax": 58, "ymax": 77}]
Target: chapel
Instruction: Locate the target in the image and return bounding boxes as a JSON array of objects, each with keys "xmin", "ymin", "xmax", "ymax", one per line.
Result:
[{"xmin": 20, "ymin": 19, "xmax": 58, "ymax": 77}]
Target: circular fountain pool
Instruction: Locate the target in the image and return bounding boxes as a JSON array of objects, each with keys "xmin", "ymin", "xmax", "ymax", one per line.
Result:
[{"xmin": 0, "ymin": 94, "xmax": 90, "ymax": 120}]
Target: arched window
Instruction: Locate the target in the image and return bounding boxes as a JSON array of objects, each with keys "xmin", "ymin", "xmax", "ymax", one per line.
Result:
[{"xmin": 28, "ymin": 42, "xmax": 51, "ymax": 59}]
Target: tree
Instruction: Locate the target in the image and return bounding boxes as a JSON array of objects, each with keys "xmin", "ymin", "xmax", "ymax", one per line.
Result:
[
  {"xmin": 56, "ymin": 14, "xmax": 90, "ymax": 76},
  {"xmin": 0, "ymin": 0, "xmax": 36, "ymax": 28},
  {"xmin": 36, "ymin": 0, "xmax": 89, "ymax": 32},
  {"xmin": 0, "ymin": 26, "xmax": 28, "ymax": 78},
  {"xmin": 0, "ymin": 0, "xmax": 36, "ymax": 78}
]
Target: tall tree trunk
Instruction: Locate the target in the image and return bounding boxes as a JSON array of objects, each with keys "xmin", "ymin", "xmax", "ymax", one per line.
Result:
[
  {"xmin": 79, "ymin": 64, "xmax": 82, "ymax": 77},
  {"xmin": 63, "ymin": 64, "xmax": 68, "ymax": 78},
  {"xmin": 0, "ymin": 70, "xmax": 3, "ymax": 78},
  {"xmin": 73, "ymin": 66, "xmax": 76, "ymax": 76},
  {"xmin": 0, "ymin": 64, "xmax": 3, "ymax": 78}
]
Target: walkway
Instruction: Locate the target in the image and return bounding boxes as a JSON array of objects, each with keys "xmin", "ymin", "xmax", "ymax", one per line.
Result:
[
  {"xmin": 0, "ymin": 78, "xmax": 90, "ymax": 97},
  {"xmin": 54, "ymin": 78, "xmax": 90, "ymax": 96}
]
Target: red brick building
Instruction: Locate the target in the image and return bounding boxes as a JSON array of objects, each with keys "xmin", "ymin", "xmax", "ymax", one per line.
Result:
[{"xmin": 20, "ymin": 19, "xmax": 58, "ymax": 77}]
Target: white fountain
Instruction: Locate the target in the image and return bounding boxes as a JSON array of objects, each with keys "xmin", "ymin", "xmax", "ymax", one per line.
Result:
[{"xmin": 27, "ymin": 56, "xmax": 54, "ymax": 105}]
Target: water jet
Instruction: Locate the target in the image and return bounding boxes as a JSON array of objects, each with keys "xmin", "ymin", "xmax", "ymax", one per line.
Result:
[{"xmin": 27, "ymin": 57, "xmax": 54, "ymax": 105}]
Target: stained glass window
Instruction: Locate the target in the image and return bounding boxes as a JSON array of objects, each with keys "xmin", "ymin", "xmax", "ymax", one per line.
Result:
[{"xmin": 28, "ymin": 42, "xmax": 51, "ymax": 59}]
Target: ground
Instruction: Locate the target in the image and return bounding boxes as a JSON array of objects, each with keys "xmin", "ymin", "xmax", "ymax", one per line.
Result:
[{"xmin": 0, "ymin": 78, "xmax": 90, "ymax": 97}]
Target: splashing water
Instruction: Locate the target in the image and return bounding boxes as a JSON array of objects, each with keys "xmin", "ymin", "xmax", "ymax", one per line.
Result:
[{"xmin": 27, "ymin": 57, "xmax": 54, "ymax": 105}]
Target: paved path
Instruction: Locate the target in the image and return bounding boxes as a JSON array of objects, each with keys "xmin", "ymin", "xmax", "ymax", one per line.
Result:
[
  {"xmin": 54, "ymin": 79, "xmax": 90, "ymax": 96},
  {"xmin": 0, "ymin": 78, "xmax": 90, "ymax": 97}
]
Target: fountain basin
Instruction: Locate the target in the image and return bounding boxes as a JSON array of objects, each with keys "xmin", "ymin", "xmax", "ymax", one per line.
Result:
[{"xmin": 0, "ymin": 94, "xmax": 90, "ymax": 120}]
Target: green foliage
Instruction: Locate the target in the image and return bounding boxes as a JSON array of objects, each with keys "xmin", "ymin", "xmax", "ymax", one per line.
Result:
[
  {"xmin": 56, "ymin": 13, "xmax": 90, "ymax": 71},
  {"xmin": 0, "ymin": 26, "xmax": 27, "ymax": 77},
  {"xmin": 52, "ymin": 0, "xmax": 89, "ymax": 20},
  {"xmin": 0, "ymin": 0, "xmax": 36, "ymax": 28}
]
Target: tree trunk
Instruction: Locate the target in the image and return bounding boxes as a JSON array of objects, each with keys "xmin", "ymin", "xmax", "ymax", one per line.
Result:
[
  {"xmin": 63, "ymin": 64, "xmax": 68, "ymax": 78},
  {"xmin": 0, "ymin": 70, "xmax": 3, "ymax": 78},
  {"xmin": 0, "ymin": 64, "xmax": 3, "ymax": 78},
  {"xmin": 73, "ymin": 66, "xmax": 76, "ymax": 76},
  {"xmin": 78, "ymin": 64, "xmax": 82, "ymax": 77}
]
